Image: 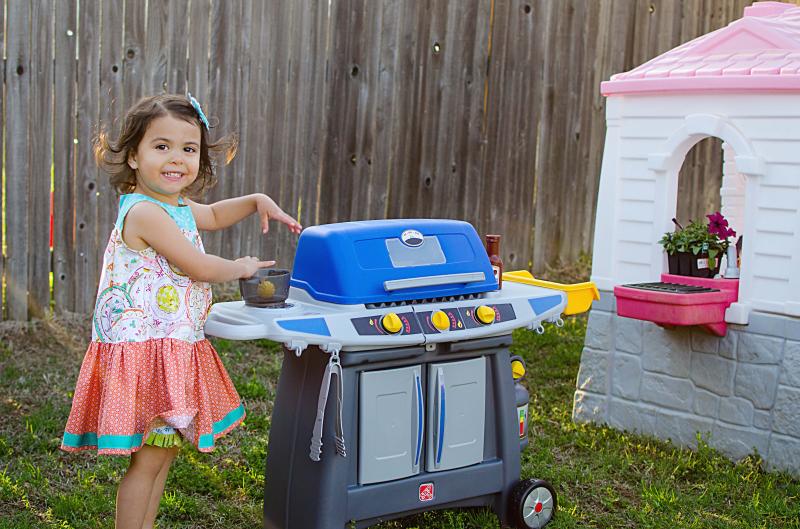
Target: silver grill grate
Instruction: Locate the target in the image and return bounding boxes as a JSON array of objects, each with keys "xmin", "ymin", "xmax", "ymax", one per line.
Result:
[{"xmin": 365, "ymin": 292, "xmax": 486, "ymax": 309}]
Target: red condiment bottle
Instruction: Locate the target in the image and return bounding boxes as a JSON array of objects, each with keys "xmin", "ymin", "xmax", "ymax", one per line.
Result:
[{"xmin": 485, "ymin": 234, "xmax": 503, "ymax": 289}]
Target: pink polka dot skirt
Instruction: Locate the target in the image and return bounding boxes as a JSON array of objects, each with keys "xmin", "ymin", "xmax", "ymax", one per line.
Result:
[{"xmin": 61, "ymin": 338, "xmax": 244, "ymax": 455}]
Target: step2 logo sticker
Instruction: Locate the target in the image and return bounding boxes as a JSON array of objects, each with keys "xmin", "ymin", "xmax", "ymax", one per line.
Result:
[
  {"xmin": 418, "ymin": 482, "xmax": 434, "ymax": 502},
  {"xmin": 401, "ymin": 229, "xmax": 424, "ymax": 247}
]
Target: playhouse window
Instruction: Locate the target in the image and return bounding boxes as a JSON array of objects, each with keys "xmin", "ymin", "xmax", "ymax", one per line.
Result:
[
  {"xmin": 676, "ymin": 136, "xmax": 746, "ymax": 271},
  {"xmin": 675, "ymin": 137, "xmax": 723, "ymax": 226}
]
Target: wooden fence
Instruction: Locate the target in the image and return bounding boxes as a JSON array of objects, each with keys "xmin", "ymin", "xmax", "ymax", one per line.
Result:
[{"xmin": 0, "ymin": 0, "xmax": 785, "ymax": 320}]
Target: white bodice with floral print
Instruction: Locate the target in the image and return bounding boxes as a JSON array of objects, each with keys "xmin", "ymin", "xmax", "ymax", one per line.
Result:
[{"xmin": 92, "ymin": 194, "xmax": 212, "ymax": 343}]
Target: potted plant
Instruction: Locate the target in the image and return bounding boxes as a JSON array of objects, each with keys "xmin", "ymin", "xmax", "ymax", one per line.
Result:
[{"xmin": 659, "ymin": 212, "xmax": 736, "ymax": 278}]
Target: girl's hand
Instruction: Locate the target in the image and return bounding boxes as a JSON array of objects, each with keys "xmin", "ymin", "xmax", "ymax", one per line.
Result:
[
  {"xmin": 235, "ymin": 256, "xmax": 276, "ymax": 279},
  {"xmin": 256, "ymin": 194, "xmax": 303, "ymax": 235}
]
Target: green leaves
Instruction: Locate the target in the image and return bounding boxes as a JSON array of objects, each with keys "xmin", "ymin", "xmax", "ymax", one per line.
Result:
[{"xmin": 660, "ymin": 218, "xmax": 728, "ymax": 258}]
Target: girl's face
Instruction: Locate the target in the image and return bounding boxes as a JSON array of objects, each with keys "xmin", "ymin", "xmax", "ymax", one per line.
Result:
[{"xmin": 128, "ymin": 115, "xmax": 202, "ymax": 205}]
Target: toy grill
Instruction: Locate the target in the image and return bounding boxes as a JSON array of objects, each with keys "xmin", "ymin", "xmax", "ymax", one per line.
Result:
[
  {"xmin": 204, "ymin": 219, "xmax": 579, "ymax": 529},
  {"xmin": 623, "ymin": 282, "xmax": 720, "ymax": 294}
]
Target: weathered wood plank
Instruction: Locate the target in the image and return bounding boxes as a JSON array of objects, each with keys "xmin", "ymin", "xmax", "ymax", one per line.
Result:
[
  {"xmin": 285, "ymin": 0, "xmax": 324, "ymax": 257},
  {"xmin": 238, "ymin": 0, "xmax": 264, "ymax": 262},
  {"xmin": 301, "ymin": 0, "xmax": 332, "ymax": 234},
  {"xmin": 457, "ymin": 0, "xmax": 492, "ymax": 234},
  {"xmin": 430, "ymin": 1, "xmax": 469, "ymax": 222},
  {"xmin": 144, "ymin": 0, "xmax": 168, "ymax": 94},
  {"xmin": 0, "ymin": 0, "xmax": 5, "ymax": 318},
  {"xmin": 53, "ymin": 0, "xmax": 77, "ymax": 314},
  {"xmin": 256, "ymin": 1, "xmax": 283, "ymax": 261},
  {"xmin": 372, "ymin": 0, "xmax": 402, "ymax": 220},
  {"xmin": 433, "ymin": 1, "xmax": 475, "ymax": 223},
  {"xmin": 384, "ymin": 1, "xmax": 419, "ymax": 219},
  {"xmin": 253, "ymin": 0, "xmax": 278, "ymax": 262},
  {"xmin": 5, "ymin": 0, "xmax": 32, "ymax": 320},
  {"xmin": 74, "ymin": 0, "xmax": 100, "ymax": 313},
  {"xmin": 480, "ymin": 0, "xmax": 511, "ymax": 235},
  {"xmin": 167, "ymin": 0, "xmax": 190, "ymax": 93},
  {"xmin": 583, "ymin": 0, "xmax": 612, "ymax": 259},
  {"xmin": 98, "ymin": 0, "xmax": 125, "ymax": 277},
  {"xmin": 307, "ymin": 0, "xmax": 336, "ymax": 230},
  {"xmin": 348, "ymin": 0, "xmax": 384, "ymax": 220},
  {"xmin": 226, "ymin": 0, "xmax": 252, "ymax": 260},
  {"xmin": 558, "ymin": 0, "xmax": 591, "ymax": 266},
  {"xmin": 317, "ymin": 0, "xmax": 354, "ymax": 225},
  {"xmin": 28, "ymin": 0, "xmax": 55, "ymax": 318},
  {"xmin": 262, "ymin": 0, "xmax": 296, "ymax": 263},
  {"xmin": 187, "ymin": 0, "xmax": 210, "ymax": 100},
  {"xmin": 123, "ymin": 0, "xmax": 147, "ymax": 110},
  {"xmin": 205, "ymin": 0, "xmax": 241, "ymax": 258},
  {"xmin": 411, "ymin": 2, "xmax": 449, "ymax": 219},
  {"xmin": 386, "ymin": 2, "xmax": 434, "ymax": 219}
]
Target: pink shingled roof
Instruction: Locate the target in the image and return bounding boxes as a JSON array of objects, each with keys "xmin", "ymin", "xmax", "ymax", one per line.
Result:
[{"xmin": 602, "ymin": 2, "xmax": 800, "ymax": 95}]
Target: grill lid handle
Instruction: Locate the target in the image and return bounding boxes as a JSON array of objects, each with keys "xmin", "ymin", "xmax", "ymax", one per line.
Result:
[{"xmin": 383, "ymin": 272, "xmax": 487, "ymax": 292}]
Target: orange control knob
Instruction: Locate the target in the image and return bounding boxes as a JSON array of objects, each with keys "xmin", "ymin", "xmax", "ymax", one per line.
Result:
[
  {"xmin": 475, "ymin": 305, "xmax": 496, "ymax": 325},
  {"xmin": 431, "ymin": 310, "xmax": 450, "ymax": 331},
  {"xmin": 381, "ymin": 312, "xmax": 403, "ymax": 334}
]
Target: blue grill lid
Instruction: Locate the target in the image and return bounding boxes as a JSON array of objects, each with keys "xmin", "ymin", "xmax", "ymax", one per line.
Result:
[{"xmin": 290, "ymin": 219, "xmax": 497, "ymax": 305}]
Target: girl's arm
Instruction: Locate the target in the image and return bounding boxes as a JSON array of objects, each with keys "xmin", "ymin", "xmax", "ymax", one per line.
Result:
[
  {"xmin": 124, "ymin": 201, "xmax": 274, "ymax": 283},
  {"xmin": 186, "ymin": 193, "xmax": 302, "ymax": 234}
]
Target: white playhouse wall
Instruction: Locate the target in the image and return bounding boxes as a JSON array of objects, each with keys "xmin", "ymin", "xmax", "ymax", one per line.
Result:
[{"xmin": 591, "ymin": 92, "xmax": 800, "ymax": 321}]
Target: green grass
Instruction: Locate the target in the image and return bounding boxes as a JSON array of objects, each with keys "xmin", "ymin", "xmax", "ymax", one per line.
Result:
[{"xmin": 1, "ymin": 315, "xmax": 798, "ymax": 528}]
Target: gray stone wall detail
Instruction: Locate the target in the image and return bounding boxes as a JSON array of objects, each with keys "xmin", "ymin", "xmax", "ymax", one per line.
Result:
[{"xmin": 573, "ymin": 290, "xmax": 800, "ymax": 477}]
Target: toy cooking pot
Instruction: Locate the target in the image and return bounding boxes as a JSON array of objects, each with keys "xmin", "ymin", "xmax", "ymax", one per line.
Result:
[{"xmin": 239, "ymin": 268, "xmax": 291, "ymax": 307}]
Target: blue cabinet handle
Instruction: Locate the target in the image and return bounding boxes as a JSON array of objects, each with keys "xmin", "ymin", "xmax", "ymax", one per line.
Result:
[
  {"xmin": 414, "ymin": 373, "xmax": 424, "ymax": 467},
  {"xmin": 435, "ymin": 367, "xmax": 446, "ymax": 467}
]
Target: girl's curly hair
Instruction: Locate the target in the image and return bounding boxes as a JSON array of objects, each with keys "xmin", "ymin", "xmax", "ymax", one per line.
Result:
[{"xmin": 94, "ymin": 94, "xmax": 238, "ymax": 197}]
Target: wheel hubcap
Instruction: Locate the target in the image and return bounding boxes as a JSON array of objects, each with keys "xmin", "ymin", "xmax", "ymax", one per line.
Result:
[{"xmin": 522, "ymin": 486, "xmax": 553, "ymax": 528}]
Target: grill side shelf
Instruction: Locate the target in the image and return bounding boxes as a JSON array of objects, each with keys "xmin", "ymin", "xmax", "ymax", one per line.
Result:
[{"xmin": 623, "ymin": 282, "xmax": 720, "ymax": 294}]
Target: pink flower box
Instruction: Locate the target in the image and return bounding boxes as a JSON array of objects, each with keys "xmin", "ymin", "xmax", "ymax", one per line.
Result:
[{"xmin": 614, "ymin": 274, "xmax": 739, "ymax": 336}]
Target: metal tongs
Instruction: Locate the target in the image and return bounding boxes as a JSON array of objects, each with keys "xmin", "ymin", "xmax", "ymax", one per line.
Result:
[{"xmin": 309, "ymin": 345, "xmax": 346, "ymax": 461}]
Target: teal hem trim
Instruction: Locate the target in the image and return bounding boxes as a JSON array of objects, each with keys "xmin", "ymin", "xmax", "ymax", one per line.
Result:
[
  {"xmin": 100, "ymin": 433, "xmax": 144, "ymax": 450},
  {"xmin": 62, "ymin": 403, "xmax": 244, "ymax": 451},
  {"xmin": 62, "ymin": 431, "xmax": 98, "ymax": 447},
  {"xmin": 62, "ymin": 431, "xmax": 144, "ymax": 450},
  {"xmin": 198, "ymin": 404, "xmax": 246, "ymax": 449}
]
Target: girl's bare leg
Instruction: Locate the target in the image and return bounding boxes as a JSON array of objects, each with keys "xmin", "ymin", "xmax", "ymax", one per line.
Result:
[
  {"xmin": 115, "ymin": 445, "xmax": 174, "ymax": 529},
  {"xmin": 141, "ymin": 446, "xmax": 179, "ymax": 529}
]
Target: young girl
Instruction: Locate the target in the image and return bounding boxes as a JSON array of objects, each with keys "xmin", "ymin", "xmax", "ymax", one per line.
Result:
[{"xmin": 61, "ymin": 93, "xmax": 302, "ymax": 529}]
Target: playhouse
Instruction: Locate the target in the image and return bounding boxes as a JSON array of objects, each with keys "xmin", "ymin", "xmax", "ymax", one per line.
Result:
[{"xmin": 573, "ymin": 1, "xmax": 800, "ymax": 476}]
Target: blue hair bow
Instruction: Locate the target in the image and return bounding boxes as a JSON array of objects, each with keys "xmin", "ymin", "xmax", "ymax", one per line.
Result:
[{"xmin": 187, "ymin": 92, "xmax": 210, "ymax": 130}]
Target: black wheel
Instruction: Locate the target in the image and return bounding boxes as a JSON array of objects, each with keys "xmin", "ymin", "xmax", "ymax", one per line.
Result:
[{"xmin": 510, "ymin": 478, "xmax": 557, "ymax": 529}]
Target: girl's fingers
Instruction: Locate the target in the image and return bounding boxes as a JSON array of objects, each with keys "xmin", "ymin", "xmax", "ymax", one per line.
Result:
[
  {"xmin": 274, "ymin": 211, "xmax": 303, "ymax": 233},
  {"xmin": 259, "ymin": 208, "xmax": 302, "ymax": 235},
  {"xmin": 258, "ymin": 260, "xmax": 276, "ymax": 268}
]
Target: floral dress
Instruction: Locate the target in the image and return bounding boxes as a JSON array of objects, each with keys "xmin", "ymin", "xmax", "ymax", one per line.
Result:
[{"xmin": 62, "ymin": 193, "xmax": 244, "ymax": 455}]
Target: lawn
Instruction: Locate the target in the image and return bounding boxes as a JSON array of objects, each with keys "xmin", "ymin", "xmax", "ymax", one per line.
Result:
[{"xmin": 1, "ymin": 309, "xmax": 799, "ymax": 528}]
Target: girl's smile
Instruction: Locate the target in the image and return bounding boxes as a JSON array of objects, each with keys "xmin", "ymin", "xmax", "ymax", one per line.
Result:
[
  {"xmin": 128, "ymin": 115, "xmax": 202, "ymax": 205},
  {"xmin": 161, "ymin": 171, "xmax": 186, "ymax": 182}
]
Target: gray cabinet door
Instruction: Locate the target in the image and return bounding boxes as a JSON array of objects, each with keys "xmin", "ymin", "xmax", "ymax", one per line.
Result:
[
  {"xmin": 359, "ymin": 364, "xmax": 424, "ymax": 484},
  {"xmin": 426, "ymin": 356, "xmax": 486, "ymax": 472}
]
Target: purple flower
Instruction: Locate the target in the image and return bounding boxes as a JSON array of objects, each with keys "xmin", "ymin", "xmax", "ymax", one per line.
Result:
[
  {"xmin": 707, "ymin": 211, "xmax": 727, "ymax": 233},
  {"xmin": 707, "ymin": 211, "xmax": 736, "ymax": 239}
]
